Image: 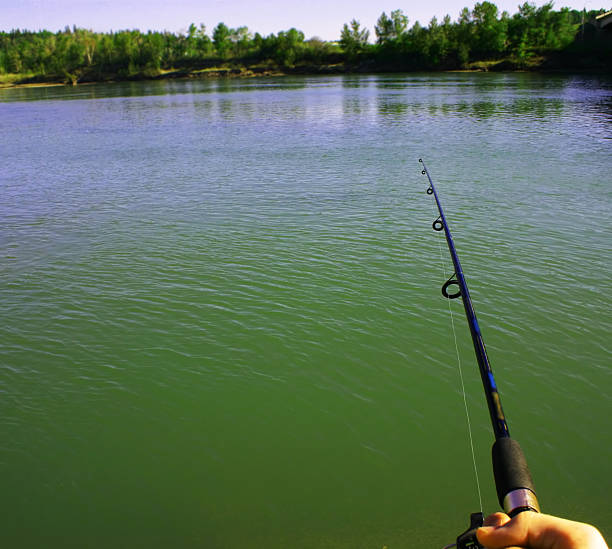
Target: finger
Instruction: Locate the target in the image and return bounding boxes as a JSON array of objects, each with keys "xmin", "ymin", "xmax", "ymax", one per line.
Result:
[
  {"xmin": 477, "ymin": 512, "xmax": 531, "ymax": 549},
  {"xmin": 483, "ymin": 512, "xmax": 511, "ymax": 528}
]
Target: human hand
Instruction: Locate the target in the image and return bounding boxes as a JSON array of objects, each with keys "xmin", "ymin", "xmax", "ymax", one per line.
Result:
[{"xmin": 476, "ymin": 511, "xmax": 609, "ymax": 549}]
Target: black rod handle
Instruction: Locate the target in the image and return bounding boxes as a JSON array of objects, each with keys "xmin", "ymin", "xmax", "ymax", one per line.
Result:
[{"xmin": 492, "ymin": 438, "xmax": 540, "ymax": 516}]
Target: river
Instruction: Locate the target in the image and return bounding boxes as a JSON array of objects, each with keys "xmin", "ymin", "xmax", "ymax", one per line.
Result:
[{"xmin": 1, "ymin": 73, "xmax": 611, "ymax": 547}]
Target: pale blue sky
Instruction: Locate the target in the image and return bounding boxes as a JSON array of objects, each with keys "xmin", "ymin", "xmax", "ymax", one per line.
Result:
[{"xmin": 1, "ymin": 0, "xmax": 604, "ymax": 40}]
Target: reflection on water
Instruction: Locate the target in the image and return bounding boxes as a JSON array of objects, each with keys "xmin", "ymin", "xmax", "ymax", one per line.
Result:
[{"xmin": 2, "ymin": 73, "xmax": 610, "ymax": 132}]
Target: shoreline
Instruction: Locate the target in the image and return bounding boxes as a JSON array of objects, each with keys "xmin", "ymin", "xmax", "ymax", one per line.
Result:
[{"xmin": 1, "ymin": 60, "xmax": 608, "ymax": 90}]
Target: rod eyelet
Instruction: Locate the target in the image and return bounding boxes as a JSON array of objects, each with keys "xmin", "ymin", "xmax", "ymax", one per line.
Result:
[{"xmin": 442, "ymin": 278, "xmax": 461, "ymax": 299}]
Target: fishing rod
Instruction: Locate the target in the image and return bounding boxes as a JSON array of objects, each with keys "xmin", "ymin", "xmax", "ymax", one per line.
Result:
[{"xmin": 419, "ymin": 159, "xmax": 540, "ymax": 549}]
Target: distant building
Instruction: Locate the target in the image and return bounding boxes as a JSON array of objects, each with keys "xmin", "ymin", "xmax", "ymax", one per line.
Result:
[{"xmin": 594, "ymin": 10, "xmax": 612, "ymax": 32}]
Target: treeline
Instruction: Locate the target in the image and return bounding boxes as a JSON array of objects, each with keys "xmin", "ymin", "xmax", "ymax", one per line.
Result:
[
  {"xmin": 342, "ymin": 2, "xmax": 610, "ymax": 69},
  {"xmin": 0, "ymin": 24, "xmax": 341, "ymax": 83},
  {"xmin": 0, "ymin": 1, "xmax": 609, "ymax": 84}
]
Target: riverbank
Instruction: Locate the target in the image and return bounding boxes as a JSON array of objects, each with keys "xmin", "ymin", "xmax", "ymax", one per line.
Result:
[
  {"xmin": 0, "ymin": 62, "xmax": 332, "ymax": 88},
  {"xmin": 1, "ymin": 52, "xmax": 609, "ymax": 90},
  {"xmin": 0, "ymin": 60, "xmax": 570, "ymax": 89}
]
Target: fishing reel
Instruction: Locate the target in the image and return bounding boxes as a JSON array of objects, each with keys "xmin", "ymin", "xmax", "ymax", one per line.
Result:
[{"xmin": 443, "ymin": 512, "xmax": 484, "ymax": 549}]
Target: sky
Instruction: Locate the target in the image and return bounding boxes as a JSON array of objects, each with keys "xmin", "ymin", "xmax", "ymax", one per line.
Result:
[{"xmin": 1, "ymin": 0, "xmax": 606, "ymax": 40}]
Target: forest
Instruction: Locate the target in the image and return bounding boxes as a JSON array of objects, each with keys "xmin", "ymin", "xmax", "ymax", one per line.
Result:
[{"xmin": 1, "ymin": 1, "xmax": 610, "ymax": 85}]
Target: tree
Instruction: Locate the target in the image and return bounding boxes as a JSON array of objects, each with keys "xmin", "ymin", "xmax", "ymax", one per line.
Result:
[
  {"xmin": 506, "ymin": 1, "xmax": 577, "ymax": 57},
  {"xmin": 471, "ymin": 1, "xmax": 507, "ymax": 58},
  {"xmin": 95, "ymin": 33, "xmax": 114, "ymax": 72},
  {"xmin": 185, "ymin": 23, "xmax": 198, "ymax": 57},
  {"xmin": 546, "ymin": 7, "xmax": 578, "ymax": 50},
  {"xmin": 139, "ymin": 31, "xmax": 164, "ymax": 71},
  {"xmin": 230, "ymin": 26, "xmax": 252, "ymax": 56},
  {"xmin": 305, "ymin": 37, "xmax": 340, "ymax": 64},
  {"xmin": 274, "ymin": 28, "xmax": 304, "ymax": 66},
  {"xmin": 401, "ymin": 21, "xmax": 429, "ymax": 68},
  {"xmin": 459, "ymin": 7, "xmax": 472, "ymax": 25},
  {"xmin": 194, "ymin": 24, "xmax": 213, "ymax": 57},
  {"xmin": 427, "ymin": 16, "xmax": 451, "ymax": 66},
  {"xmin": 213, "ymin": 22, "xmax": 230, "ymax": 56},
  {"xmin": 340, "ymin": 19, "xmax": 369, "ymax": 59},
  {"xmin": 375, "ymin": 9, "xmax": 409, "ymax": 44},
  {"xmin": 73, "ymin": 29, "xmax": 96, "ymax": 66},
  {"xmin": 112, "ymin": 31, "xmax": 141, "ymax": 75}
]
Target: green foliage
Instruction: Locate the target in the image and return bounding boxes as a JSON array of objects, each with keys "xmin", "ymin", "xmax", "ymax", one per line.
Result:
[
  {"xmin": 212, "ymin": 22, "xmax": 231, "ymax": 56},
  {"xmin": 470, "ymin": 1, "xmax": 507, "ymax": 58},
  {"xmin": 507, "ymin": 2, "xmax": 580, "ymax": 58},
  {"xmin": 375, "ymin": 10, "xmax": 409, "ymax": 44},
  {"xmin": 340, "ymin": 19, "xmax": 370, "ymax": 60},
  {"xmin": 273, "ymin": 28, "xmax": 305, "ymax": 66},
  {"xmin": 301, "ymin": 37, "xmax": 340, "ymax": 64},
  {"xmin": 369, "ymin": 2, "xmax": 605, "ymax": 70},
  {"xmin": 0, "ymin": 2, "xmax": 607, "ymax": 84},
  {"xmin": 187, "ymin": 24, "xmax": 213, "ymax": 58}
]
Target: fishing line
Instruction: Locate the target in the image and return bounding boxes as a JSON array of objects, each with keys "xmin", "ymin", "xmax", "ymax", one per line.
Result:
[{"xmin": 429, "ymin": 187, "xmax": 483, "ymax": 516}]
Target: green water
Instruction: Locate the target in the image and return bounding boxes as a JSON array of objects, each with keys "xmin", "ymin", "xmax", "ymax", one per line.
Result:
[{"xmin": 1, "ymin": 74, "xmax": 610, "ymax": 548}]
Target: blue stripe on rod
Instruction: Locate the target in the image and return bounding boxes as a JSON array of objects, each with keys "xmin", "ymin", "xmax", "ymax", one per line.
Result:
[
  {"xmin": 488, "ymin": 372, "xmax": 497, "ymax": 391},
  {"xmin": 473, "ymin": 318, "xmax": 481, "ymax": 335}
]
